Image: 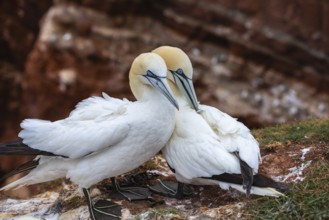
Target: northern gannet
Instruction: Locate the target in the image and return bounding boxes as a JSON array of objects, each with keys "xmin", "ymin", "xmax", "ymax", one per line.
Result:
[
  {"xmin": 0, "ymin": 52, "xmax": 179, "ymax": 219},
  {"xmin": 151, "ymin": 46, "xmax": 289, "ymax": 198}
]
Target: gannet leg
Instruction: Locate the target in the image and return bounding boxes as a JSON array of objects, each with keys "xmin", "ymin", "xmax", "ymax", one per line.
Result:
[
  {"xmin": 83, "ymin": 188, "xmax": 121, "ymax": 220},
  {"xmin": 109, "ymin": 177, "xmax": 152, "ymax": 201},
  {"xmin": 148, "ymin": 179, "xmax": 192, "ymax": 199}
]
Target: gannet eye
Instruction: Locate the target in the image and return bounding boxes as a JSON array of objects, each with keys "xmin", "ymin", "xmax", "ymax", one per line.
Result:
[
  {"xmin": 176, "ymin": 68, "xmax": 184, "ymax": 76},
  {"xmin": 146, "ymin": 70, "xmax": 156, "ymax": 78}
]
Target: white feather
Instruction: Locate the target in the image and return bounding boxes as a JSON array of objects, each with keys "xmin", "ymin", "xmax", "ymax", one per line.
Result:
[
  {"xmin": 1, "ymin": 156, "xmax": 70, "ymax": 191},
  {"xmin": 218, "ymin": 181, "xmax": 284, "ymax": 197},
  {"xmin": 163, "ymin": 106, "xmax": 241, "ymax": 181},
  {"xmin": 199, "ymin": 104, "xmax": 261, "ymax": 172},
  {"xmin": 162, "ymin": 105, "xmax": 284, "ymax": 197},
  {"xmin": 19, "ymin": 94, "xmax": 131, "ymax": 159}
]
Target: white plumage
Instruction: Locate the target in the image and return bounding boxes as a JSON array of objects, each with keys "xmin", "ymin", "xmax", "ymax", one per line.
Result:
[
  {"xmin": 163, "ymin": 106, "xmax": 242, "ymax": 180},
  {"xmin": 199, "ymin": 104, "xmax": 261, "ymax": 173},
  {"xmin": 19, "ymin": 94, "xmax": 131, "ymax": 159},
  {"xmin": 153, "ymin": 46, "xmax": 285, "ymax": 197},
  {"xmin": 1, "ymin": 52, "xmax": 178, "ymax": 192}
]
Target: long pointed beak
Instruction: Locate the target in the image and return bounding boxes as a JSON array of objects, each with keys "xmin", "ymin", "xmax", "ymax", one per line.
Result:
[
  {"xmin": 144, "ymin": 71, "xmax": 179, "ymax": 110},
  {"xmin": 170, "ymin": 70, "xmax": 199, "ymax": 111}
]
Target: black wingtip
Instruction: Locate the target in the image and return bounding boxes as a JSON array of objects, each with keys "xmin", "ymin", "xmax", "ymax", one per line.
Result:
[
  {"xmin": 235, "ymin": 152, "xmax": 254, "ymax": 195},
  {"xmin": 0, "ymin": 140, "xmax": 56, "ymax": 156}
]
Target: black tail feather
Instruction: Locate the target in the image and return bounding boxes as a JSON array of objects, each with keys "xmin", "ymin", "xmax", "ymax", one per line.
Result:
[
  {"xmin": 253, "ymin": 174, "xmax": 291, "ymax": 191},
  {"xmin": 0, "ymin": 140, "xmax": 56, "ymax": 156},
  {"xmin": 0, "ymin": 159, "xmax": 39, "ymax": 183},
  {"xmin": 205, "ymin": 173, "xmax": 291, "ymax": 192}
]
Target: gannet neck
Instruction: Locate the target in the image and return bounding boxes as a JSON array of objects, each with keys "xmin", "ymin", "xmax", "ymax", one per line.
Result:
[{"xmin": 129, "ymin": 53, "xmax": 178, "ymax": 109}]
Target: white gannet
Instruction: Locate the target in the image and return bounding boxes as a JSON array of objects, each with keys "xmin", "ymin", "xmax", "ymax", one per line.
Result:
[
  {"xmin": 0, "ymin": 52, "xmax": 179, "ymax": 219},
  {"xmin": 151, "ymin": 46, "xmax": 289, "ymax": 198}
]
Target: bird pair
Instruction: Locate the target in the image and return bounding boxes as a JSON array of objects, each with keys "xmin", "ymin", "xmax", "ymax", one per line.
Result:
[{"xmin": 0, "ymin": 46, "xmax": 289, "ymax": 219}]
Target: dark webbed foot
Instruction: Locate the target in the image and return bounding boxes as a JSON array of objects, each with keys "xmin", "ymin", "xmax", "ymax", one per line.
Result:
[
  {"xmin": 148, "ymin": 180, "xmax": 192, "ymax": 199},
  {"xmin": 109, "ymin": 177, "xmax": 152, "ymax": 201},
  {"xmin": 94, "ymin": 200, "xmax": 122, "ymax": 220},
  {"xmin": 83, "ymin": 188, "xmax": 121, "ymax": 220}
]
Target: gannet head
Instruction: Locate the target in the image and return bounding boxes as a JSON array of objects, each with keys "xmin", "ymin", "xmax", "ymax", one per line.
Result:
[
  {"xmin": 153, "ymin": 46, "xmax": 199, "ymax": 111},
  {"xmin": 129, "ymin": 52, "xmax": 179, "ymax": 110}
]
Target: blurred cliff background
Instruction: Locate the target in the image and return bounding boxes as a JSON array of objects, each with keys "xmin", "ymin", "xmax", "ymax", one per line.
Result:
[{"xmin": 0, "ymin": 0, "xmax": 328, "ymax": 180}]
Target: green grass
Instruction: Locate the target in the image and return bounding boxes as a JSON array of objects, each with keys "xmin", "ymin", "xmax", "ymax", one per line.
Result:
[
  {"xmin": 244, "ymin": 161, "xmax": 329, "ymax": 219},
  {"xmin": 252, "ymin": 118, "xmax": 329, "ymax": 147},
  {"xmin": 244, "ymin": 118, "xmax": 329, "ymax": 219}
]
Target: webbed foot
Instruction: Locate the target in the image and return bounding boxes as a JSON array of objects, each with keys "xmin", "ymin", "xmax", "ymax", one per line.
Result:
[
  {"xmin": 83, "ymin": 188, "xmax": 121, "ymax": 220},
  {"xmin": 148, "ymin": 180, "xmax": 192, "ymax": 199},
  {"xmin": 108, "ymin": 177, "xmax": 152, "ymax": 201}
]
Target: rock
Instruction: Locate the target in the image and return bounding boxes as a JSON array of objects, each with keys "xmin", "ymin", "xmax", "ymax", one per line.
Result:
[{"xmin": 1, "ymin": 0, "xmax": 328, "ymax": 139}]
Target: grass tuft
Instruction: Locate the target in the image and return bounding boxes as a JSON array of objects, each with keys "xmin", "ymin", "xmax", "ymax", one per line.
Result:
[
  {"xmin": 245, "ymin": 118, "xmax": 329, "ymax": 219},
  {"xmin": 244, "ymin": 161, "xmax": 329, "ymax": 219},
  {"xmin": 253, "ymin": 118, "xmax": 329, "ymax": 147}
]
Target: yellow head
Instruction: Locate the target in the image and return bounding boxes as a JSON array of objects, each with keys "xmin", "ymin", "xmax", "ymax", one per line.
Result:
[
  {"xmin": 152, "ymin": 46, "xmax": 193, "ymax": 81},
  {"xmin": 129, "ymin": 52, "xmax": 179, "ymax": 109},
  {"xmin": 152, "ymin": 46, "xmax": 199, "ymax": 111}
]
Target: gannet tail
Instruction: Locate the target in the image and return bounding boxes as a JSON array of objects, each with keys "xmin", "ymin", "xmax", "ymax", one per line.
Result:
[
  {"xmin": 0, "ymin": 140, "xmax": 64, "ymax": 191},
  {"xmin": 1, "ymin": 157, "xmax": 69, "ymax": 191},
  {"xmin": 218, "ymin": 181, "xmax": 286, "ymax": 197},
  {"xmin": 0, "ymin": 159, "xmax": 39, "ymax": 183},
  {"xmin": 208, "ymin": 173, "xmax": 290, "ymax": 197},
  {"xmin": 1, "ymin": 173, "xmax": 35, "ymax": 191},
  {"xmin": 0, "ymin": 158, "xmax": 43, "ymax": 191}
]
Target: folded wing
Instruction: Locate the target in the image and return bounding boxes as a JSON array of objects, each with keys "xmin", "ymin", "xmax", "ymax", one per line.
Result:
[
  {"xmin": 198, "ymin": 104, "xmax": 261, "ymax": 172},
  {"xmin": 19, "ymin": 93, "xmax": 131, "ymax": 159}
]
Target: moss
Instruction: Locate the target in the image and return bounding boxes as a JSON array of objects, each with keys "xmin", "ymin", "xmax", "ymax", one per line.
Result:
[
  {"xmin": 243, "ymin": 161, "xmax": 329, "ymax": 219},
  {"xmin": 38, "ymin": 178, "xmax": 67, "ymax": 191},
  {"xmin": 253, "ymin": 118, "xmax": 329, "ymax": 148},
  {"xmin": 136, "ymin": 208, "xmax": 183, "ymax": 220},
  {"xmin": 62, "ymin": 195, "xmax": 84, "ymax": 210},
  {"xmin": 142, "ymin": 159, "xmax": 158, "ymax": 170}
]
